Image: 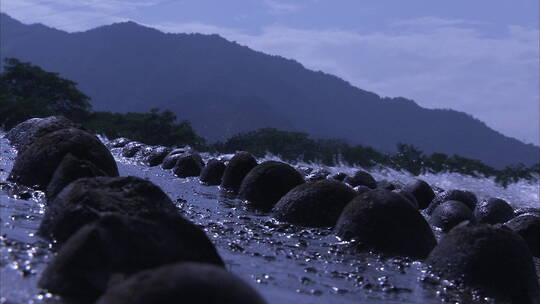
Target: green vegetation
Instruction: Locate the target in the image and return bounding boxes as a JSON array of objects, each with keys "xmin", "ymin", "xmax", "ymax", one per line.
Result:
[
  {"xmin": 0, "ymin": 58, "xmax": 203, "ymax": 147},
  {"xmin": 1, "ymin": 58, "xmax": 538, "ymax": 187}
]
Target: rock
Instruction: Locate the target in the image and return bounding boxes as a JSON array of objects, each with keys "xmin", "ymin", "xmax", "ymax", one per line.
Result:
[
  {"xmin": 46, "ymin": 153, "xmax": 108, "ymax": 200},
  {"xmin": 376, "ymin": 180, "xmax": 397, "ymax": 191},
  {"xmin": 395, "ymin": 189, "xmax": 419, "ymax": 209},
  {"xmin": 173, "ymin": 154, "xmax": 204, "ymax": 178},
  {"xmin": 121, "ymin": 142, "xmax": 144, "ymax": 158},
  {"xmin": 238, "ymin": 161, "xmax": 304, "ymax": 211},
  {"xmin": 426, "ymin": 189, "xmax": 478, "ymax": 215},
  {"xmin": 144, "ymin": 146, "xmax": 172, "ymax": 167},
  {"xmin": 39, "ymin": 176, "xmax": 178, "ymax": 245},
  {"xmin": 273, "ymin": 180, "xmax": 356, "ymax": 227},
  {"xmin": 39, "ymin": 213, "xmax": 224, "ymax": 301},
  {"xmin": 199, "ymin": 159, "xmax": 226, "ymax": 186},
  {"xmin": 329, "ymin": 172, "xmax": 347, "ymax": 182},
  {"xmin": 8, "ymin": 128, "xmax": 118, "ymax": 189},
  {"xmin": 473, "ymin": 198, "xmax": 514, "ymax": 224},
  {"xmin": 430, "ymin": 200, "xmax": 474, "ymax": 232},
  {"xmin": 403, "ymin": 179, "xmax": 435, "ymax": 210},
  {"xmin": 6, "ymin": 116, "xmax": 79, "ymax": 153},
  {"xmin": 514, "ymin": 207, "xmax": 540, "ymax": 218},
  {"xmin": 334, "ymin": 189, "xmax": 436, "ymax": 259},
  {"xmin": 220, "ymin": 152, "xmax": 258, "ymax": 193},
  {"xmin": 505, "ymin": 215, "xmax": 540, "ymax": 257},
  {"xmin": 96, "ymin": 262, "xmax": 267, "ymax": 304},
  {"xmin": 344, "ymin": 170, "xmax": 377, "ymax": 189},
  {"xmin": 295, "ymin": 166, "xmax": 313, "ymax": 176},
  {"xmin": 426, "ymin": 225, "xmax": 540, "ymax": 303},
  {"xmin": 305, "ymin": 168, "xmax": 330, "ymax": 182},
  {"xmin": 161, "ymin": 148, "xmax": 192, "ymax": 169},
  {"xmin": 354, "ymin": 185, "xmax": 371, "ymax": 195},
  {"xmin": 107, "ymin": 137, "xmax": 130, "ymax": 148}
]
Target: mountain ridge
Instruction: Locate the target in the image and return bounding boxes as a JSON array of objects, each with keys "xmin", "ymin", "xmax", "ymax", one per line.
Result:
[{"xmin": 1, "ymin": 13, "xmax": 538, "ymax": 168}]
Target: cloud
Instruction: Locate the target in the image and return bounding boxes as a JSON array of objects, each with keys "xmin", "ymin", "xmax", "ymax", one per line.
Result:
[{"xmin": 262, "ymin": 0, "xmax": 303, "ymax": 14}]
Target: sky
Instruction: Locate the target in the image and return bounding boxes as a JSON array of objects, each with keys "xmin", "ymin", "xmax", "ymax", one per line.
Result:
[{"xmin": 2, "ymin": 0, "xmax": 539, "ymax": 145}]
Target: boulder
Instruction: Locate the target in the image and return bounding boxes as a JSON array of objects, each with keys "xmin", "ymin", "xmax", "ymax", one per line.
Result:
[
  {"xmin": 376, "ymin": 180, "xmax": 397, "ymax": 191},
  {"xmin": 46, "ymin": 153, "xmax": 108, "ymax": 200},
  {"xmin": 514, "ymin": 207, "xmax": 540, "ymax": 218},
  {"xmin": 220, "ymin": 152, "xmax": 258, "ymax": 193},
  {"xmin": 273, "ymin": 179, "xmax": 356, "ymax": 227},
  {"xmin": 395, "ymin": 189, "xmax": 419, "ymax": 209},
  {"xmin": 238, "ymin": 161, "xmax": 304, "ymax": 211},
  {"xmin": 329, "ymin": 172, "xmax": 348, "ymax": 182},
  {"xmin": 96, "ymin": 262, "xmax": 267, "ymax": 304},
  {"xmin": 334, "ymin": 189, "xmax": 436, "ymax": 259},
  {"xmin": 403, "ymin": 179, "xmax": 435, "ymax": 210},
  {"xmin": 39, "ymin": 213, "xmax": 224, "ymax": 301},
  {"xmin": 161, "ymin": 148, "xmax": 192, "ymax": 169},
  {"xmin": 305, "ymin": 168, "xmax": 331, "ymax": 182},
  {"xmin": 39, "ymin": 176, "xmax": 178, "ymax": 245},
  {"xmin": 426, "ymin": 189, "xmax": 478, "ymax": 215},
  {"xmin": 474, "ymin": 198, "xmax": 514, "ymax": 225},
  {"xmin": 354, "ymin": 185, "xmax": 371, "ymax": 195},
  {"xmin": 504, "ymin": 215, "xmax": 540, "ymax": 257},
  {"xmin": 344, "ymin": 170, "xmax": 377, "ymax": 189},
  {"xmin": 6, "ymin": 116, "xmax": 78, "ymax": 153},
  {"xmin": 8, "ymin": 128, "xmax": 118, "ymax": 189},
  {"xmin": 144, "ymin": 146, "xmax": 172, "ymax": 167},
  {"xmin": 173, "ymin": 154, "xmax": 204, "ymax": 178},
  {"xmin": 107, "ymin": 137, "xmax": 130, "ymax": 148},
  {"xmin": 199, "ymin": 159, "xmax": 226, "ymax": 186},
  {"xmin": 426, "ymin": 225, "xmax": 540, "ymax": 303},
  {"xmin": 429, "ymin": 200, "xmax": 474, "ymax": 232},
  {"xmin": 121, "ymin": 142, "xmax": 144, "ymax": 158}
]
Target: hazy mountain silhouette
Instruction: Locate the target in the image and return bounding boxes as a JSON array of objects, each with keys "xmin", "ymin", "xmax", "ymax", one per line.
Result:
[{"xmin": 1, "ymin": 13, "xmax": 538, "ymax": 168}]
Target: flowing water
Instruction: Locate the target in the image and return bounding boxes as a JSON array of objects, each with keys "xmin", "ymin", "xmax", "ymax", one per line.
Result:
[{"xmin": 1, "ymin": 133, "xmax": 539, "ymax": 304}]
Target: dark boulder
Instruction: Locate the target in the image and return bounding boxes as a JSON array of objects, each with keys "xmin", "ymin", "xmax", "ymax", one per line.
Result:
[
  {"xmin": 161, "ymin": 148, "xmax": 192, "ymax": 169},
  {"xmin": 6, "ymin": 116, "xmax": 79, "ymax": 153},
  {"xmin": 376, "ymin": 180, "xmax": 397, "ymax": 191},
  {"xmin": 395, "ymin": 189, "xmax": 419, "ymax": 209},
  {"xmin": 474, "ymin": 198, "xmax": 514, "ymax": 224},
  {"xmin": 426, "ymin": 225, "xmax": 540, "ymax": 303},
  {"xmin": 273, "ymin": 179, "xmax": 356, "ymax": 227},
  {"xmin": 39, "ymin": 213, "xmax": 224, "ymax": 301},
  {"xmin": 8, "ymin": 128, "xmax": 118, "ymax": 189},
  {"xmin": 426, "ymin": 189, "xmax": 478, "ymax": 215},
  {"xmin": 199, "ymin": 159, "xmax": 226, "ymax": 186},
  {"xmin": 220, "ymin": 152, "xmax": 258, "ymax": 193},
  {"xmin": 107, "ymin": 137, "xmax": 130, "ymax": 148},
  {"xmin": 329, "ymin": 172, "xmax": 348, "ymax": 182},
  {"xmin": 504, "ymin": 215, "xmax": 540, "ymax": 257},
  {"xmin": 334, "ymin": 189, "xmax": 436, "ymax": 259},
  {"xmin": 354, "ymin": 185, "xmax": 371, "ymax": 195},
  {"xmin": 403, "ymin": 179, "xmax": 435, "ymax": 210},
  {"xmin": 430, "ymin": 200, "xmax": 474, "ymax": 232},
  {"xmin": 39, "ymin": 176, "xmax": 178, "ymax": 245},
  {"xmin": 96, "ymin": 262, "xmax": 267, "ymax": 304},
  {"xmin": 121, "ymin": 142, "xmax": 144, "ymax": 158},
  {"xmin": 144, "ymin": 146, "xmax": 172, "ymax": 167},
  {"xmin": 514, "ymin": 207, "xmax": 540, "ymax": 218},
  {"xmin": 344, "ymin": 170, "xmax": 377, "ymax": 189},
  {"xmin": 238, "ymin": 161, "xmax": 304, "ymax": 211},
  {"xmin": 173, "ymin": 154, "xmax": 204, "ymax": 178},
  {"xmin": 46, "ymin": 153, "xmax": 108, "ymax": 200},
  {"xmin": 305, "ymin": 168, "xmax": 331, "ymax": 182}
]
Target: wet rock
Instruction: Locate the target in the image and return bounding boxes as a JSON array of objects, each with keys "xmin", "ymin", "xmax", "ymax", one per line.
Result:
[
  {"xmin": 354, "ymin": 185, "xmax": 371, "ymax": 195},
  {"xmin": 39, "ymin": 213, "xmax": 224, "ymax": 301},
  {"xmin": 121, "ymin": 142, "xmax": 144, "ymax": 158},
  {"xmin": 395, "ymin": 190, "xmax": 419, "ymax": 209},
  {"xmin": 514, "ymin": 207, "xmax": 540, "ymax": 218},
  {"xmin": 376, "ymin": 180, "xmax": 397, "ymax": 191},
  {"xmin": 220, "ymin": 152, "xmax": 258, "ymax": 193},
  {"xmin": 144, "ymin": 146, "xmax": 172, "ymax": 167},
  {"xmin": 344, "ymin": 170, "xmax": 377, "ymax": 189},
  {"xmin": 430, "ymin": 200, "xmax": 474, "ymax": 232},
  {"xmin": 473, "ymin": 198, "xmax": 514, "ymax": 224},
  {"xmin": 504, "ymin": 215, "xmax": 540, "ymax": 257},
  {"xmin": 199, "ymin": 159, "xmax": 226, "ymax": 186},
  {"xmin": 8, "ymin": 128, "xmax": 118, "ymax": 189},
  {"xmin": 403, "ymin": 179, "xmax": 435, "ymax": 210},
  {"xmin": 426, "ymin": 225, "xmax": 540, "ymax": 303},
  {"xmin": 96, "ymin": 262, "xmax": 266, "ymax": 304},
  {"xmin": 306, "ymin": 168, "xmax": 330, "ymax": 182},
  {"xmin": 46, "ymin": 154, "xmax": 108, "ymax": 200},
  {"xmin": 273, "ymin": 180, "xmax": 357, "ymax": 227},
  {"xmin": 6, "ymin": 116, "xmax": 79, "ymax": 153},
  {"xmin": 239, "ymin": 161, "xmax": 304, "ymax": 211},
  {"xmin": 161, "ymin": 148, "xmax": 192, "ymax": 169},
  {"xmin": 107, "ymin": 137, "xmax": 130, "ymax": 148},
  {"xmin": 329, "ymin": 172, "xmax": 347, "ymax": 182},
  {"xmin": 334, "ymin": 189, "xmax": 436, "ymax": 259},
  {"xmin": 426, "ymin": 189, "xmax": 478, "ymax": 215},
  {"xmin": 39, "ymin": 176, "xmax": 178, "ymax": 245},
  {"xmin": 173, "ymin": 154, "xmax": 204, "ymax": 178}
]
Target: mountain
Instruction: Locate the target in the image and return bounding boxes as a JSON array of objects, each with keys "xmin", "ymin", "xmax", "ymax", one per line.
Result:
[{"xmin": 1, "ymin": 13, "xmax": 538, "ymax": 168}]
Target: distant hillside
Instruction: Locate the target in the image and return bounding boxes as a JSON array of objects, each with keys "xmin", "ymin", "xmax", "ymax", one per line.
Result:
[{"xmin": 1, "ymin": 13, "xmax": 538, "ymax": 168}]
